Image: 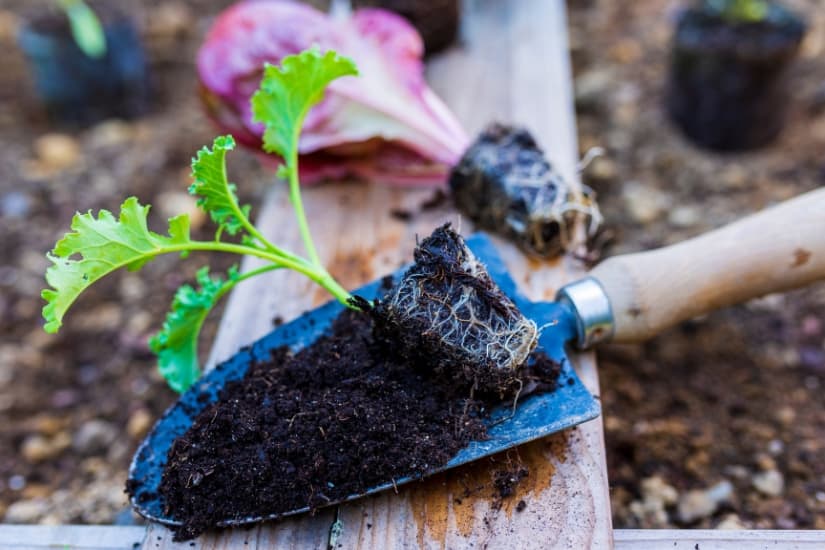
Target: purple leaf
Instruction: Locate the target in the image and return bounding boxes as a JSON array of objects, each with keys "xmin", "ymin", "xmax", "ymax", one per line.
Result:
[{"xmin": 197, "ymin": 0, "xmax": 469, "ymax": 185}]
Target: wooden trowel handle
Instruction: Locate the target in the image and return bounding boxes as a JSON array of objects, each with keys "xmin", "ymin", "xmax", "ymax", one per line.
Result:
[{"xmin": 589, "ymin": 187, "xmax": 825, "ymax": 344}]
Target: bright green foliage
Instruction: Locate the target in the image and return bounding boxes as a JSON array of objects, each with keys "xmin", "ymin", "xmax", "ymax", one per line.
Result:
[
  {"xmin": 706, "ymin": 0, "xmax": 769, "ymax": 23},
  {"xmin": 42, "ymin": 49, "xmax": 359, "ymax": 393},
  {"xmin": 189, "ymin": 136, "xmax": 251, "ymax": 237},
  {"xmin": 252, "ymin": 48, "xmax": 358, "ymax": 165},
  {"xmin": 57, "ymin": 0, "xmax": 107, "ymax": 58},
  {"xmin": 42, "ymin": 197, "xmax": 191, "ymax": 333},
  {"xmin": 252, "ymin": 47, "xmax": 358, "ymax": 268},
  {"xmin": 149, "ymin": 266, "xmax": 240, "ymax": 393}
]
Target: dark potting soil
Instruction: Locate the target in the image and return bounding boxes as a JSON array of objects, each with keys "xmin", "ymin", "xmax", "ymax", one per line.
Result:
[{"xmin": 157, "ymin": 308, "xmax": 561, "ymax": 541}]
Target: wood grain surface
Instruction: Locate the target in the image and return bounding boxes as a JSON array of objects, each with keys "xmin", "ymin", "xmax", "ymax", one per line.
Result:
[
  {"xmin": 144, "ymin": 1, "xmax": 612, "ymax": 548},
  {"xmin": 4, "ymin": 525, "xmax": 825, "ymax": 550}
]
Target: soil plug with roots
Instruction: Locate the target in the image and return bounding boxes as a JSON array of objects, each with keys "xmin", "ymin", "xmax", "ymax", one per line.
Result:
[
  {"xmin": 450, "ymin": 123, "xmax": 602, "ymax": 258},
  {"xmin": 364, "ymin": 224, "xmax": 539, "ymax": 396}
]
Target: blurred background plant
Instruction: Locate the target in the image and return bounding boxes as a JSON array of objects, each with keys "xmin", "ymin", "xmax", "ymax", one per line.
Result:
[
  {"xmin": 705, "ymin": 0, "xmax": 769, "ymax": 22},
  {"xmin": 666, "ymin": 0, "xmax": 806, "ymax": 150},
  {"xmin": 55, "ymin": 0, "xmax": 106, "ymax": 59},
  {"xmin": 17, "ymin": 0, "xmax": 150, "ymax": 126}
]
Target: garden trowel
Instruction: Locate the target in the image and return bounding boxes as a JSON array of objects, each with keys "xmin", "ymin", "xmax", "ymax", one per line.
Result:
[{"xmin": 129, "ymin": 187, "xmax": 825, "ymax": 526}]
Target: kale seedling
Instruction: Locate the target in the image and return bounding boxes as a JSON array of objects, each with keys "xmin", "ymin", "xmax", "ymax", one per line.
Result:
[
  {"xmin": 56, "ymin": 0, "xmax": 107, "ymax": 58},
  {"xmin": 42, "ymin": 49, "xmax": 359, "ymax": 392}
]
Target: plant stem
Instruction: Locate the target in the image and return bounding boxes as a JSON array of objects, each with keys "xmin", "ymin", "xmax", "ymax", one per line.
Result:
[
  {"xmin": 165, "ymin": 241, "xmax": 353, "ymax": 305},
  {"xmin": 217, "ymin": 151, "xmax": 304, "ymax": 266},
  {"xmin": 213, "ymin": 263, "xmax": 283, "ymax": 303},
  {"xmin": 287, "ymin": 154, "xmax": 323, "ymax": 268}
]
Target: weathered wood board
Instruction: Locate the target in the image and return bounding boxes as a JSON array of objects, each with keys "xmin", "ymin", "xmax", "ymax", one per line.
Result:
[
  {"xmin": 0, "ymin": 525, "xmax": 145, "ymax": 550},
  {"xmin": 144, "ymin": 0, "xmax": 612, "ymax": 548},
  {"xmin": 3, "ymin": 525, "xmax": 825, "ymax": 550},
  {"xmin": 615, "ymin": 529, "xmax": 825, "ymax": 550}
]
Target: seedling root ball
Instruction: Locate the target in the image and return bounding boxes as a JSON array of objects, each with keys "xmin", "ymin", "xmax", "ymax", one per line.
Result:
[{"xmin": 372, "ymin": 224, "xmax": 538, "ymax": 396}]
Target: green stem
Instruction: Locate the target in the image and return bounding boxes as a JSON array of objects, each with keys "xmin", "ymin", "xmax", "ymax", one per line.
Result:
[
  {"xmin": 218, "ymin": 264, "xmax": 285, "ymax": 301},
  {"xmin": 204, "ymin": 264, "xmax": 284, "ymax": 318},
  {"xmin": 287, "ymin": 154, "xmax": 323, "ymax": 268},
  {"xmin": 217, "ymin": 150, "xmax": 301, "ymax": 264},
  {"xmin": 166, "ymin": 241, "xmax": 353, "ymax": 305}
]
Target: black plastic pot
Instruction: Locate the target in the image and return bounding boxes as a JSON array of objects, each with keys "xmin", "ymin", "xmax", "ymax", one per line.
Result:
[
  {"xmin": 353, "ymin": 0, "xmax": 460, "ymax": 54},
  {"xmin": 666, "ymin": 5, "xmax": 806, "ymax": 151},
  {"xmin": 17, "ymin": 7, "xmax": 150, "ymax": 125}
]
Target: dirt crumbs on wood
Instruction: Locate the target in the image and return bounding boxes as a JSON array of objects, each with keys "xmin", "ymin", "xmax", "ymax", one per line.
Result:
[
  {"xmin": 492, "ymin": 462, "xmax": 529, "ymax": 500},
  {"xmin": 487, "ymin": 459, "xmax": 529, "ymax": 510},
  {"xmin": 155, "ymin": 309, "xmax": 560, "ymax": 540}
]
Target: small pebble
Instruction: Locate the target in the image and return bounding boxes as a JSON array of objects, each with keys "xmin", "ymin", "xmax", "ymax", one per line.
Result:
[
  {"xmin": 148, "ymin": 2, "xmax": 192, "ymax": 38},
  {"xmin": 156, "ymin": 191, "xmax": 206, "ymax": 230},
  {"xmin": 768, "ymin": 439, "xmax": 785, "ymax": 456},
  {"xmin": 21, "ymin": 436, "xmax": 51, "ymax": 463},
  {"xmin": 724, "ymin": 465, "xmax": 750, "ymax": 480},
  {"xmin": 73, "ymin": 304, "xmax": 123, "ymax": 332},
  {"xmin": 668, "ymin": 205, "xmax": 701, "ymax": 228},
  {"xmin": 716, "ymin": 513, "xmax": 747, "ymax": 530},
  {"xmin": 127, "ymin": 409, "xmax": 153, "ymax": 439},
  {"xmin": 720, "ymin": 164, "xmax": 747, "ymax": 189},
  {"xmin": 119, "ymin": 276, "xmax": 147, "ymax": 303},
  {"xmin": 641, "ymin": 475, "xmax": 678, "ymax": 506},
  {"xmin": 628, "ymin": 476, "xmax": 679, "ymax": 527},
  {"xmin": 623, "ymin": 182, "xmax": 668, "ymax": 224},
  {"xmin": 799, "ymin": 347, "xmax": 825, "ymax": 371},
  {"xmin": 574, "ymin": 68, "xmax": 613, "ymax": 111},
  {"xmin": 801, "ymin": 315, "xmax": 822, "ymax": 336},
  {"xmin": 609, "ymin": 38, "xmax": 642, "ymax": 63},
  {"xmin": 34, "ymin": 133, "xmax": 81, "ymax": 171},
  {"xmin": 775, "ymin": 406, "xmax": 796, "ymax": 426},
  {"xmin": 752, "ymin": 470, "xmax": 784, "ymax": 497},
  {"xmin": 20, "ymin": 433, "xmax": 69, "ymax": 463},
  {"xmin": 585, "ymin": 156, "xmax": 618, "ymax": 184},
  {"xmin": 677, "ymin": 480, "xmax": 733, "ymax": 523},
  {"xmin": 88, "ymin": 120, "xmax": 134, "ymax": 149},
  {"xmin": 8, "ymin": 475, "xmax": 25, "ymax": 491},
  {"xmin": 1, "ymin": 191, "xmax": 31, "ymax": 219},
  {"xmin": 4, "ymin": 498, "xmax": 49, "ymax": 523},
  {"xmin": 756, "ymin": 453, "xmax": 777, "ymax": 471},
  {"xmin": 73, "ymin": 420, "xmax": 118, "ymax": 455}
]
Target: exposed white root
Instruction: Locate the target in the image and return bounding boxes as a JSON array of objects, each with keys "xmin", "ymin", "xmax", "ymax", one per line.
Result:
[{"xmin": 383, "ymin": 232, "xmax": 538, "ymax": 378}]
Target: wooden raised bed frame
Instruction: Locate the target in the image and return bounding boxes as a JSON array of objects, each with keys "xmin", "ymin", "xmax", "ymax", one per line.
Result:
[{"xmin": 1, "ymin": 1, "xmax": 823, "ymax": 548}]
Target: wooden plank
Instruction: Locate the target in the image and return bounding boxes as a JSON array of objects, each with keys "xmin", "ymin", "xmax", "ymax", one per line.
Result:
[
  {"xmin": 614, "ymin": 529, "xmax": 825, "ymax": 550},
  {"xmin": 145, "ymin": 0, "xmax": 611, "ymax": 548},
  {"xmin": 3, "ymin": 525, "xmax": 824, "ymax": 550},
  {"xmin": 0, "ymin": 525, "xmax": 145, "ymax": 550}
]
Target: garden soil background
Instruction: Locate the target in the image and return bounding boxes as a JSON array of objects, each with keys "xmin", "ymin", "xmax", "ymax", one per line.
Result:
[{"xmin": 0, "ymin": 0, "xmax": 823, "ymax": 530}]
